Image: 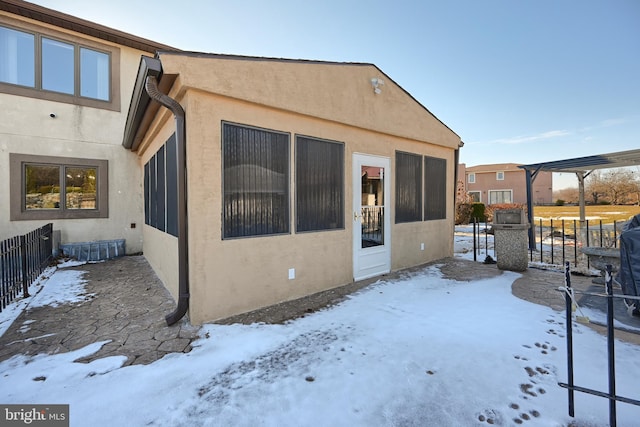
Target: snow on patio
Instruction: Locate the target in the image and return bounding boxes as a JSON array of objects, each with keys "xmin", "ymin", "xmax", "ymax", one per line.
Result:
[{"xmin": 1, "ymin": 232, "xmax": 639, "ymax": 426}]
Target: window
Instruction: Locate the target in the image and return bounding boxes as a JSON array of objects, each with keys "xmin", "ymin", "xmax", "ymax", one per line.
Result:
[
  {"xmin": 0, "ymin": 26, "xmax": 34, "ymax": 87},
  {"xmin": 424, "ymin": 156, "xmax": 447, "ymax": 220},
  {"xmin": 222, "ymin": 123, "xmax": 290, "ymax": 239},
  {"xmin": 489, "ymin": 190, "xmax": 512, "ymax": 204},
  {"xmin": 468, "ymin": 173, "xmax": 475, "ymax": 183},
  {"xmin": 395, "ymin": 151, "xmax": 422, "ymax": 223},
  {"xmin": 296, "ymin": 136, "xmax": 344, "ymax": 232},
  {"xmin": 144, "ymin": 134, "xmax": 178, "ymax": 237},
  {"xmin": 468, "ymin": 191, "xmax": 481, "ymax": 203},
  {"xmin": 496, "ymin": 171, "xmax": 505, "ymax": 180},
  {"xmin": 10, "ymin": 154, "xmax": 108, "ymax": 220},
  {"xmin": 0, "ymin": 20, "xmax": 119, "ymax": 110}
]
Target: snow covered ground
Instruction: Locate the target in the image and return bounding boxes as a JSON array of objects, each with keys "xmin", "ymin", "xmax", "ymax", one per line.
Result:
[{"xmin": 1, "ymin": 230, "xmax": 639, "ymax": 426}]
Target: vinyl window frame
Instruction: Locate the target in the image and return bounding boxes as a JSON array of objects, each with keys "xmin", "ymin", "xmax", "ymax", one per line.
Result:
[
  {"xmin": 295, "ymin": 135, "xmax": 345, "ymax": 233},
  {"xmin": 10, "ymin": 153, "xmax": 108, "ymax": 220},
  {"xmin": 394, "ymin": 151, "xmax": 423, "ymax": 224},
  {"xmin": 221, "ymin": 121, "xmax": 291, "ymax": 239},
  {"xmin": 0, "ymin": 17, "xmax": 120, "ymax": 111}
]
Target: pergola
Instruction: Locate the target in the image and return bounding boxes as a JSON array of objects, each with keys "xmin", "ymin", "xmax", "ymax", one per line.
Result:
[{"xmin": 519, "ymin": 149, "xmax": 640, "ymax": 249}]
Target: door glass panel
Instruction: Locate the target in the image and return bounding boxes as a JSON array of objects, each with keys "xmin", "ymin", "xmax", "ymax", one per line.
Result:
[{"xmin": 361, "ymin": 165, "xmax": 384, "ymax": 248}]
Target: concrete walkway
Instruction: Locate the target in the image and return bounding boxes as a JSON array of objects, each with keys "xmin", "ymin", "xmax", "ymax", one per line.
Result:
[{"xmin": 0, "ymin": 255, "xmax": 638, "ymax": 367}]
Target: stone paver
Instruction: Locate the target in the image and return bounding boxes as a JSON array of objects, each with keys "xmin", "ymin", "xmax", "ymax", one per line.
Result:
[{"xmin": 0, "ymin": 256, "xmax": 199, "ymax": 366}]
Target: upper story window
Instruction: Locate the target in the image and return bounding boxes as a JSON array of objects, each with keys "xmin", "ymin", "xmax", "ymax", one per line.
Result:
[
  {"xmin": 0, "ymin": 19, "xmax": 119, "ymax": 110},
  {"xmin": 496, "ymin": 171, "xmax": 505, "ymax": 180},
  {"xmin": 468, "ymin": 173, "xmax": 475, "ymax": 183}
]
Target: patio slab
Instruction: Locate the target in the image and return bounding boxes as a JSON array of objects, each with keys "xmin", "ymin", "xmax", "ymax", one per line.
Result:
[{"xmin": 0, "ymin": 256, "xmax": 200, "ymax": 366}]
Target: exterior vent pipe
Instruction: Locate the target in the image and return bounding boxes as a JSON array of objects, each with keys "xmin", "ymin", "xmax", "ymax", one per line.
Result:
[{"xmin": 144, "ymin": 76, "xmax": 189, "ymax": 326}]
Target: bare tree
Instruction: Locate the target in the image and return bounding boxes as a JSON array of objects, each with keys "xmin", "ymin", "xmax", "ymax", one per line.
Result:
[
  {"xmin": 586, "ymin": 169, "xmax": 640, "ymax": 204},
  {"xmin": 553, "ymin": 187, "xmax": 580, "ymax": 204}
]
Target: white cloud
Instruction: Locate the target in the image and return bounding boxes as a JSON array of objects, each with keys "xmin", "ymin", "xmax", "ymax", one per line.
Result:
[{"xmin": 472, "ymin": 129, "xmax": 571, "ymax": 145}]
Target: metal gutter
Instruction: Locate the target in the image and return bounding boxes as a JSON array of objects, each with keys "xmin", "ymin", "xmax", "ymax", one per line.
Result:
[{"xmin": 144, "ymin": 75, "xmax": 189, "ymax": 326}]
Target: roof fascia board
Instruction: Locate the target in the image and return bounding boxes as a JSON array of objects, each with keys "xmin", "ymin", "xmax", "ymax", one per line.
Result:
[
  {"xmin": 0, "ymin": 0, "xmax": 176, "ymax": 52},
  {"xmin": 122, "ymin": 56, "xmax": 162, "ymax": 150}
]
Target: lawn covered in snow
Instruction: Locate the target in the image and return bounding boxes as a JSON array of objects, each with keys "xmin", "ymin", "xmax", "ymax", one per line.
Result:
[{"xmin": 1, "ymin": 232, "xmax": 639, "ymax": 426}]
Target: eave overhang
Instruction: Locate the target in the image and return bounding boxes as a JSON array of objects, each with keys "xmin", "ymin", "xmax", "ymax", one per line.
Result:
[{"xmin": 122, "ymin": 56, "xmax": 176, "ymax": 151}]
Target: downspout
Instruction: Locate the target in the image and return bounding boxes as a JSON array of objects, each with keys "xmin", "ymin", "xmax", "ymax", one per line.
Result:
[{"xmin": 144, "ymin": 75, "xmax": 189, "ymax": 326}]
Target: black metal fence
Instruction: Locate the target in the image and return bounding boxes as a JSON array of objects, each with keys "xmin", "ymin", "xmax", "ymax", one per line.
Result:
[
  {"xmin": 530, "ymin": 218, "xmax": 623, "ymax": 267},
  {"xmin": 469, "ymin": 219, "xmax": 625, "ymax": 268},
  {"xmin": 0, "ymin": 223, "xmax": 53, "ymax": 312},
  {"xmin": 559, "ymin": 263, "xmax": 640, "ymax": 427}
]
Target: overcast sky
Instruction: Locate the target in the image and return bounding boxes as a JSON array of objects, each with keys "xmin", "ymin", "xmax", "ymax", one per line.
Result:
[{"xmin": 32, "ymin": 0, "xmax": 640, "ymax": 189}]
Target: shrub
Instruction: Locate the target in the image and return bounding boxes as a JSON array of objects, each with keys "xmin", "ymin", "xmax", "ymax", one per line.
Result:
[
  {"xmin": 471, "ymin": 203, "xmax": 486, "ymax": 222},
  {"xmin": 555, "ymin": 199, "xmax": 565, "ymax": 206},
  {"xmin": 455, "ymin": 203, "xmax": 474, "ymax": 224}
]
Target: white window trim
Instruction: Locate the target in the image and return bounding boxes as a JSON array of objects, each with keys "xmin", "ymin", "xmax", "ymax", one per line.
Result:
[
  {"xmin": 468, "ymin": 173, "xmax": 475, "ymax": 183},
  {"xmin": 488, "ymin": 189, "xmax": 513, "ymax": 205},
  {"xmin": 496, "ymin": 171, "xmax": 505, "ymax": 180}
]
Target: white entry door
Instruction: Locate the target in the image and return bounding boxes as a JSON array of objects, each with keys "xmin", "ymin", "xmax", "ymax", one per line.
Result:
[{"xmin": 353, "ymin": 153, "xmax": 391, "ymax": 281}]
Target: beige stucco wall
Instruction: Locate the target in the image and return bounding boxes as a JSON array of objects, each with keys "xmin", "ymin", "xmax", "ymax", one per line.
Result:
[
  {"xmin": 136, "ymin": 53, "xmax": 459, "ymax": 324},
  {"xmin": 0, "ymin": 11, "xmax": 146, "ymax": 253}
]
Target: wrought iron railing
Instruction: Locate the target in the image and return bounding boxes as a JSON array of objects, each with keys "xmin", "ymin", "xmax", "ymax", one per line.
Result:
[{"xmin": 0, "ymin": 223, "xmax": 53, "ymax": 312}]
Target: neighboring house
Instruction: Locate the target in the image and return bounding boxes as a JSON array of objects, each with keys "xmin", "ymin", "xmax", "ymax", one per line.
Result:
[
  {"xmin": 458, "ymin": 163, "xmax": 552, "ymax": 205},
  {"xmin": 123, "ymin": 52, "xmax": 463, "ymax": 324},
  {"xmin": 0, "ymin": 0, "xmax": 175, "ymax": 250}
]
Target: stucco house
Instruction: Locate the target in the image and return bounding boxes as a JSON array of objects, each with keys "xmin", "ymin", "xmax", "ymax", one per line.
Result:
[
  {"xmin": 458, "ymin": 163, "xmax": 553, "ymax": 205},
  {"xmin": 123, "ymin": 52, "xmax": 463, "ymax": 324},
  {"xmin": 0, "ymin": 0, "xmax": 175, "ymax": 252},
  {"xmin": 2, "ymin": 1, "xmax": 463, "ymax": 326}
]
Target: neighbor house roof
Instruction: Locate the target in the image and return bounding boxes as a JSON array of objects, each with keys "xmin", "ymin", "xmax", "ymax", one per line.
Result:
[
  {"xmin": 519, "ymin": 149, "xmax": 640, "ymax": 174},
  {"xmin": 0, "ymin": 0, "xmax": 177, "ymax": 53},
  {"xmin": 465, "ymin": 163, "xmax": 523, "ymax": 173}
]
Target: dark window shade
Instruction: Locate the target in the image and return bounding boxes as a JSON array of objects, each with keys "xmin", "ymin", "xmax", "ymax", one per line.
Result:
[
  {"xmin": 156, "ymin": 145, "xmax": 166, "ymax": 232},
  {"xmin": 144, "ymin": 162, "xmax": 150, "ymax": 225},
  {"xmin": 143, "ymin": 133, "xmax": 178, "ymax": 236},
  {"xmin": 395, "ymin": 151, "xmax": 422, "ymax": 223},
  {"xmin": 166, "ymin": 134, "xmax": 178, "ymax": 237},
  {"xmin": 149, "ymin": 156, "xmax": 157, "ymax": 227},
  {"xmin": 295, "ymin": 136, "xmax": 344, "ymax": 232},
  {"xmin": 424, "ymin": 156, "xmax": 447, "ymax": 220},
  {"xmin": 223, "ymin": 123, "xmax": 290, "ymax": 238}
]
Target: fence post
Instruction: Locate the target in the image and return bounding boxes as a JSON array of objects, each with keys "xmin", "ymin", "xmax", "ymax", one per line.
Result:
[
  {"xmin": 605, "ymin": 264, "xmax": 617, "ymax": 427},
  {"xmin": 20, "ymin": 234, "xmax": 29, "ymax": 298},
  {"xmin": 539, "ymin": 218, "xmax": 543, "ymax": 263},
  {"xmin": 564, "ymin": 261, "xmax": 575, "ymax": 417},
  {"xmin": 551, "ymin": 219, "xmax": 555, "ymax": 265}
]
